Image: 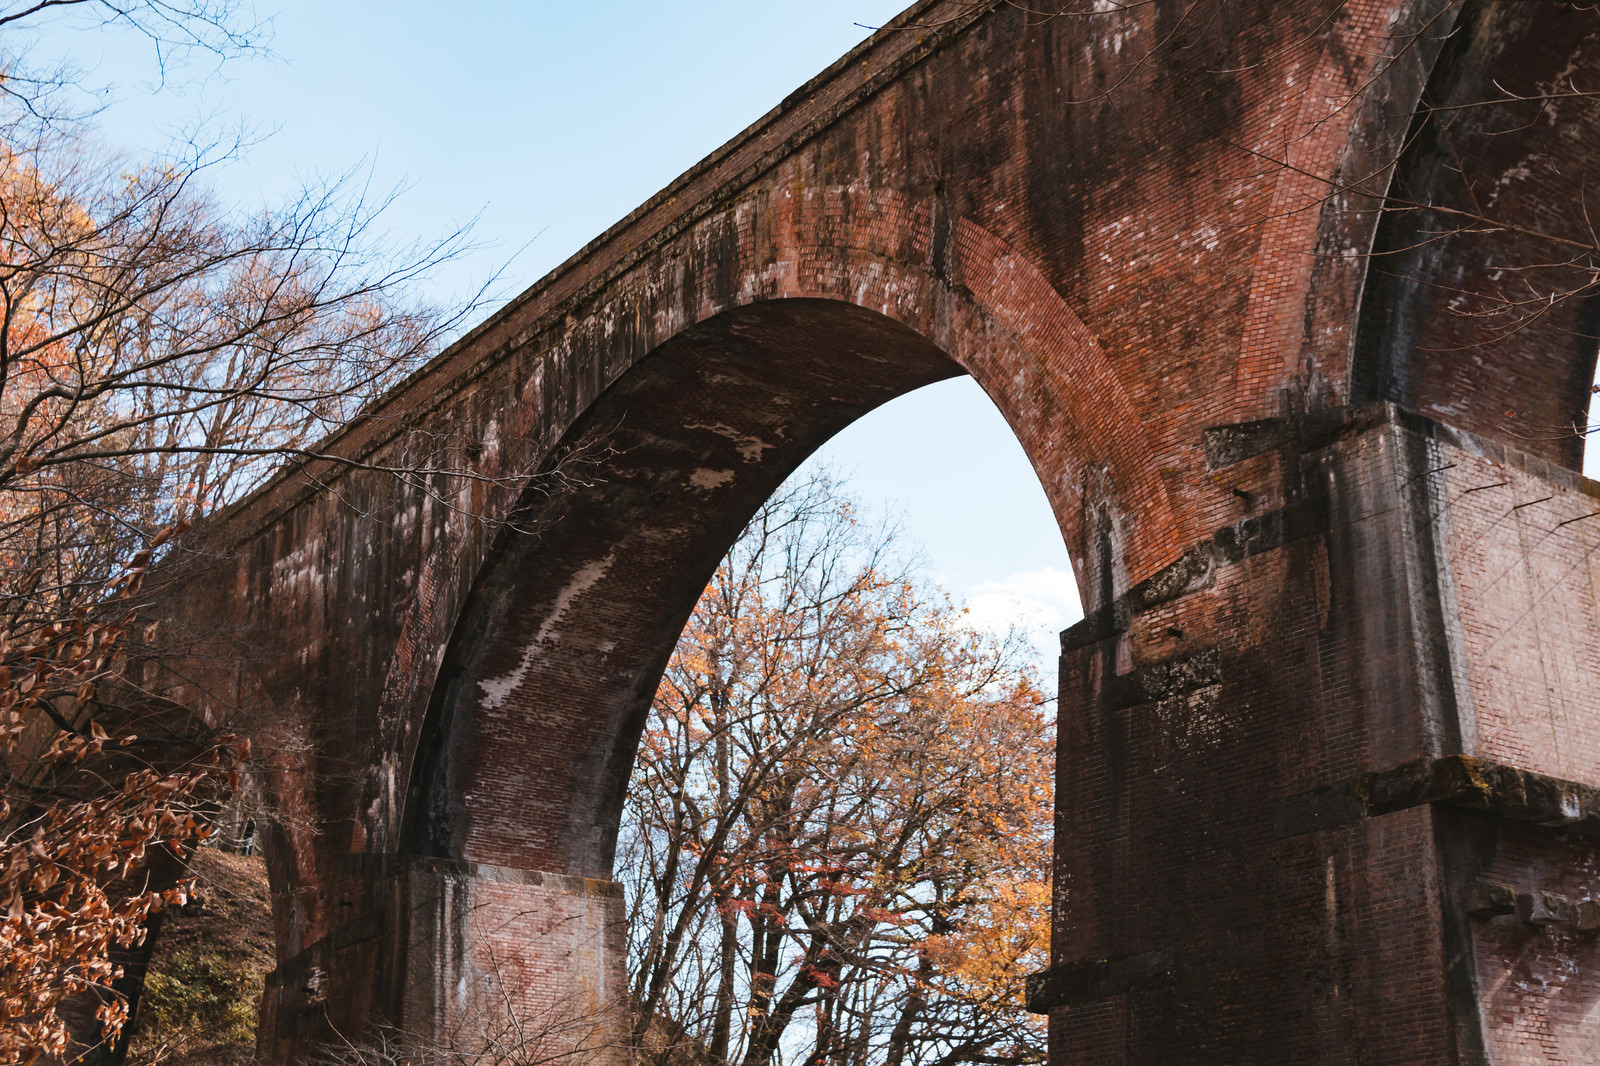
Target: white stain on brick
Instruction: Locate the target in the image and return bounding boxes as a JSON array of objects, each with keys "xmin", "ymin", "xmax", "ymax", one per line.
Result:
[
  {"xmin": 683, "ymin": 422, "xmax": 774, "ymax": 462},
  {"xmin": 271, "ymin": 540, "xmax": 321, "ymax": 595},
  {"xmin": 478, "ymin": 554, "xmax": 615, "ymax": 709},
  {"xmin": 689, "ymin": 468, "xmax": 735, "ymax": 492}
]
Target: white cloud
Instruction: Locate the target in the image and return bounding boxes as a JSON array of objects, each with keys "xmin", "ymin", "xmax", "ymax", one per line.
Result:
[{"xmin": 959, "ymin": 566, "xmax": 1083, "ymax": 678}]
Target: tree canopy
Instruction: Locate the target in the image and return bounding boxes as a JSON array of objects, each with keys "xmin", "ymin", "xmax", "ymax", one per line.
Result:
[
  {"xmin": 622, "ymin": 475, "xmax": 1054, "ymax": 1066},
  {"xmin": 0, "ymin": 4, "xmax": 475, "ymax": 1059}
]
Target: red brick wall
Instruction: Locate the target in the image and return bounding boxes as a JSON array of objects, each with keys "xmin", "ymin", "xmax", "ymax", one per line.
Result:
[
  {"xmin": 134, "ymin": 0, "xmax": 1600, "ymax": 1061},
  {"xmin": 1427, "ymin": 441, "xmax": 1600, "ymax": 782},
  {"xmin": 1466, "ymin": 823, "xmax": 1600, "ymax": 1066},
  {"xmin": 401, "ymin": 861, "xmax": 628, "ymax": 1064},
  {"xmin": 1046, "ymin": 409, "xmax": 1600, "ymax": 1062}
]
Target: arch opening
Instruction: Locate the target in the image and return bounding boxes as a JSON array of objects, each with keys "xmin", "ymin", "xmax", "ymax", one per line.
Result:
[
  {"xmin": 1352, "ymin": 1, "xmax": 1600, "ymax": 469},
  {"xmin": 395, "ymin": 295, "xmax": 1077, "ymax": 1062},
  {"xmin": 404, "ymin": 299, "xmax": 994, "ymax": 877},
  {"xmin": 399, "ymin": 292, "xmax": 1097, "ymax": 877},
  {"xmin": 614, "ymin": 400, "xmax": 1069, "ymax": 1063}
]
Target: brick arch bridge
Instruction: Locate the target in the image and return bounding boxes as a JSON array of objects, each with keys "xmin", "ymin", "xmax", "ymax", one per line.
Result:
[{"xmin": 159, "ymin": 1, "xmax": 1600, "ymax": 1061}]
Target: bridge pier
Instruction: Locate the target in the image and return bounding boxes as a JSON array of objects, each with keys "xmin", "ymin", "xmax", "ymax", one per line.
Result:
[
  {"xmin": 399, "ymin": 860, "xmax": 629, "ymax": 1064},
  {"xmin": 258, "ymin": 860, "xmax": 627, "ymax": 1063},
  {"xmin": 1035, "ymin": 406, "xmax": 1600, "ymax": 1063}
]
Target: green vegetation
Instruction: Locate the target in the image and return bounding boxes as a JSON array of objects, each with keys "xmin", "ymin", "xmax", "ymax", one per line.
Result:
[{"xmin": 124, "ymin": 849, "xmax": 274, "ymax": 1066}]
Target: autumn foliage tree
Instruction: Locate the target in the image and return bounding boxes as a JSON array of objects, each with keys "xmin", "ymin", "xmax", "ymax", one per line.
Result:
[
  {"xmin": 0, "ymin": 542, "xmax": 250, "ymax": 1065},
  {"xmin": 621, "ymin": 476, "xmax": 1053, "ymax": 1066},
  {"xmin": 0, "ymin": 124, "xmax": 467, "ymax": 634},
  {"xmin": 0, "ymin": 3, "xmax": 479, "ymax": 1060}
]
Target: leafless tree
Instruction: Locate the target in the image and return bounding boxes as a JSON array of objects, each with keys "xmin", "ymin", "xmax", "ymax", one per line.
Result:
[
  {"xmin": 620, "ymin": 475, "xmax": 1054, "ymax": 1066},
  {"xmin": 0, "ymin": 4, "xmax": 507, "ymax": 1061}
]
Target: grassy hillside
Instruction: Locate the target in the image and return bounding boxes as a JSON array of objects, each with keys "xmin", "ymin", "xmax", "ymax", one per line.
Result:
[{"xmin": 124, "ymin": 848, "xmax": 275, "ymax": 1066}]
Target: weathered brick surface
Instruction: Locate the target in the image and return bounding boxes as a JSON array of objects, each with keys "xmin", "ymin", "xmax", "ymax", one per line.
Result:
[
  {"xmin": 137, "ymin": 0, "xmax": 1600, "ymax": 1061},
  {"xmin": 399, "ymin": 861, "xmax": 628, "ymax": 1064},
  {"xmin": 1049, "ymin": 411, "xmax": 1600, "ymax": 1063},
  {"xmin": 1356, "ymin": 3, "xmax": 1600, "ymax": 468},
  {"xmin": 1426, "ymin": 440, "xmax": 1600, "ymax": 783},
  {"xmin": 1462, "ymin": 821, "xmax": 1600, "ymax": 1066}
]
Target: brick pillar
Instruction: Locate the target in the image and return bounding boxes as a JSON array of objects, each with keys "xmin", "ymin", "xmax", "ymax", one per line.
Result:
[
  {"xmin": 1033, "ymin": 406, "xmax": 1600, "ymax": 1064},
  {"xmin": 400, "ymin": 858, "xmax": 630, "ymax": 1064}
]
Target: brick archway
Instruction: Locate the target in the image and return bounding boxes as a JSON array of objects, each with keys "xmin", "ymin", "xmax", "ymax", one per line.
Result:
[
  {"xmin": 1351, "ymin": 2, "xmax": 1600, "ymax": 469},
  {"xmin": 383, "ymin": 232, "xmax": 1166, "ymax": 1053},
  {"xmin": 379, "ymin": 188, "xmax": 1184, "ymax": 877},
  {"xmin": 143, "ymin": 2, "xmax": 1600, "ymax": 1061}
]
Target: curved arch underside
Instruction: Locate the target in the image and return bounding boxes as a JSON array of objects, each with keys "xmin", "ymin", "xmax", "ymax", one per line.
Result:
[
  {"xmin": 1355, "ymin": 1, "xmax": 1600, "ymax": 466},
  {"xmin": 404, "ymin": 300, "xmax": 962, "ymax": 876}
]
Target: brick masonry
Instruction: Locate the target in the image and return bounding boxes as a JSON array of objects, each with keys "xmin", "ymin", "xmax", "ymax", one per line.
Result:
[
  {"xmin": 1048, "ymin": 408, "xmax": 1600, "ymax": 1063},
  {"xmin": 139, "ymin": 1, "xmax": 1600, "ymax": 1062},
  {"xmin": 398, "ymin": 861, "xmax": 628, "ymax": 1065}
]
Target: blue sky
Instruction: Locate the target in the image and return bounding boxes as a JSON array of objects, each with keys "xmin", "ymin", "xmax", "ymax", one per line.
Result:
[{"xmin": 24, "ymin": 3, "xmax": 1104, "ymax": 668}]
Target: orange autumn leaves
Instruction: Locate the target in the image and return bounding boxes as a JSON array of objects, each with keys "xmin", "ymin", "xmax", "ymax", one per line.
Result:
[
  {"xmin": 623, "ymin": 476, "xmax": 1053, "ymax": 1066},
  {"xmin": 0, "ymin": 548, "xmax": 245, "ymax": 1065}
]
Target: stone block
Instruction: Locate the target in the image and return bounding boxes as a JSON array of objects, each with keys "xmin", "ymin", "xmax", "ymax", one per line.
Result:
[
  {"xmin": 1516, "ymin": 890, "xmax": 1573, "ymax": 926},
  {"xmin": 1463, "ymin": 880, "xmax": 1516, "ymax": 918}
]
